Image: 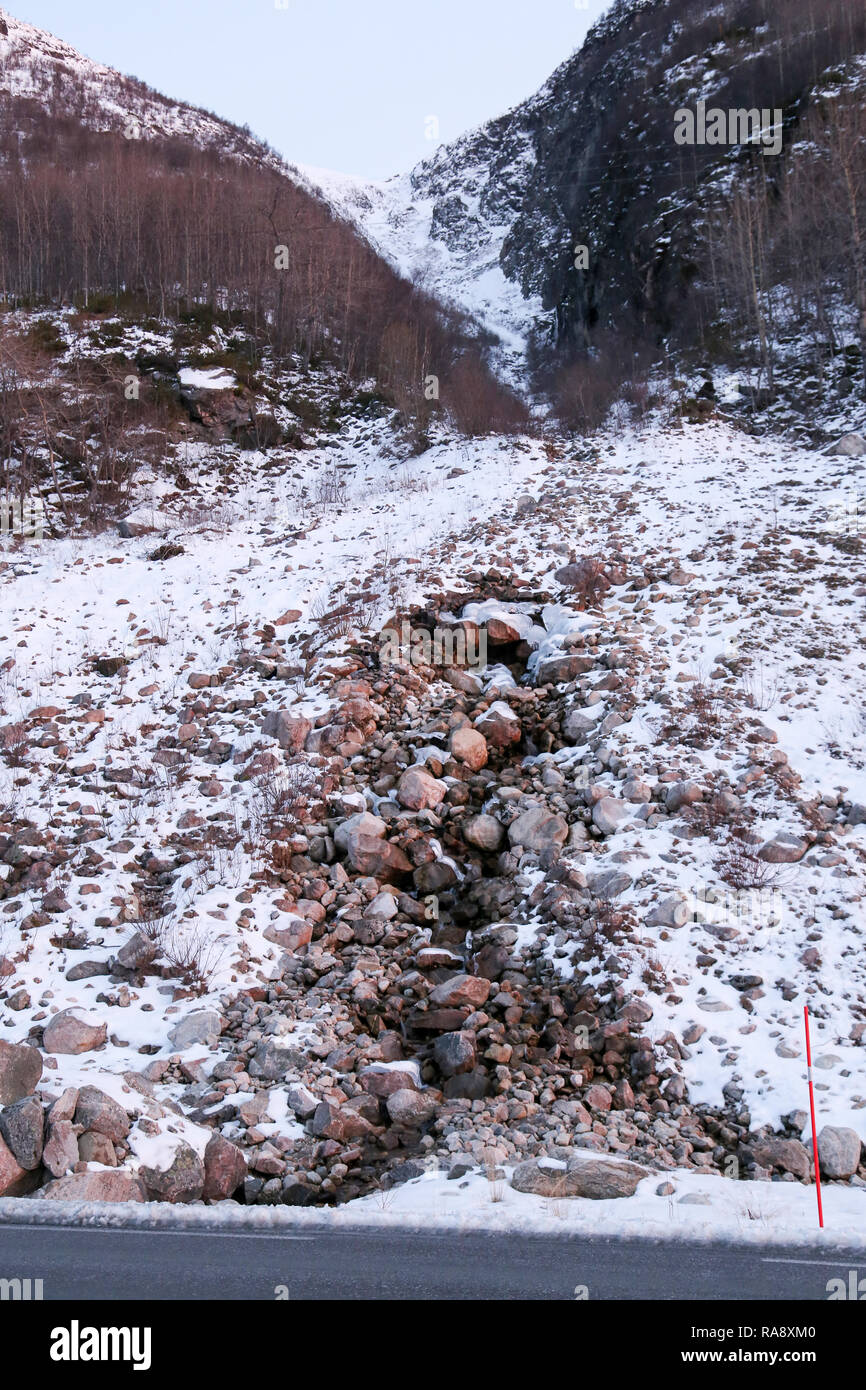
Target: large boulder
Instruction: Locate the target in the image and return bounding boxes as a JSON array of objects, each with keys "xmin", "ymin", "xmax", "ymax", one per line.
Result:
[
  {"xmin": 167, "ymin": 1010, "xmax": 223, "ymax": 1049},
  {"xmin": 0, "ymin": 1040, "xmax": 42, "ymax": 1104},
  {"xmin": 592, "ymin": 798, "xmax": 629, "ymax": 836},
  {"xmin": 536, "ymin": 654, "xmax": 595, "ymax": 684},
  {"xmin": 511, "ymin": 1153, "xmax": 648, "ymax": 1200},
  {"xmin": 386, "ymin": 1088, "xmax": 438, "ymax": 1127},
  {"xmin": 42, "ymin": 1009, "xmax": 107, "ymax": 1055},
  {"xmin": 450, "ymin": 727, "xmax": 488, "ymax": 771},
  {"xmin": 42, "ymin": 1120, "xmax": 80, "ymax": 1178},
  {"xmin": 334, "ymin": 812, "xmax": 386, "ymax": 853},
  {"xmin": 140, "ymin": 1141, "xmax": 205, "ymax": 1203},
  {"xmin": 396, "ymin": 768, "xmax": 447, "ymax": 811},
  {"xmin": 310, "ymin": 1102, "xmax": 376, "ymax": 1143},
  {"xmin": 345, "ymin": 835, "xmax": 412, "ymax": 882},
  {"xmin": 37, "ymin": 1171, "xmax": 146, "ymax": 1202},
  {"xmin": 817, "ymin": 1126, "xmax": 863, "ymax": 1179},
  {"xmin": 261, "ymin": 710, "xmax": 312, "ymax": 753},
  {"xmin": 433, "ymin": 1031, "xmax": 477, "ymax": 1077},
  {"xmin": 462, "ymin": 814, "xmax": 505, "ymax": 851},
  {"xmin": 824, "ymin": 432, "xmax": 866, "ymax": 457},
  {"xmin": 0, "ymin": 1096, "xmax": 44, "ymax": 1169},
  {"xmin": 758, "ymin": 834, "xmax": 809, "ymax": 864},
  {"xmin": 665, "ymin": 781, "xmax": 704, "ymax": 814},
  {"xmin": 202, "ymin": 1133, "xmax": 247, "ymax": 1201},
  {"xmin": 73, "ymin": 1087, "xmax": 131, "ymax": 1144},
  {"xmin": 475, "ymin": 702, "xmax": 522, "ymax": 750},
  {"xmin": 747, "ymin": 1137, "xmax": 811, "ymax": 1181},
  {"xmin": 507, "ymin": 807, "xmax": 568, "ymax": 853},
  {"xmin": 428, "ymin": 974, "xmax": 491, "ymax": 1009}
]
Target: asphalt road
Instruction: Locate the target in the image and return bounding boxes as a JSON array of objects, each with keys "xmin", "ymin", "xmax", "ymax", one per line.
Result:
[{"xmin": 0, "ymin": 1223, "xmax": 862, "ymax": 1300}]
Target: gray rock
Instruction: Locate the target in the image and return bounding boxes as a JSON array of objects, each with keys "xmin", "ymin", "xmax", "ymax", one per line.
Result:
[
  {"xmin": 507, "ymin": 806, "xmax": 568, "ymax": 852},
  {"xmin": 0, "ymin": 1096, "xmax": 44, "ymax": 1169},
  {"xmin": 140, "ymin": 1140, "xmax": 205, "ymax": 1203},
  {"xmin": 249, "ymin": 1039, "xmax": 305, "ymax": 1081},
  {"xmin": 116, "ymin": 932, "xmax": 158, "ymax": 970},
  {"xmin": 511, "ymin": 1153, "xmax": 649, "ymax": 1199},
  {"xmin": 824, "ymin": 432, "xmax": 866, "ymax": 457},
  {"xmin": 817, "ymin": 1126, "xmax": 862, "ymax": 1179},
  {"xmin": 433, "ymin": 1031, "xmax": 477, "ymax": 1077},
  {"xmin": 0, "ymin": 1040, "xmax": 43, "ymax": 1104},
  {"xmin": 386, "ymin": 1089, "xmax": 437, "ymax": 1127},
  {"xmin": 646, "ymin": 894, "xmax": 691, "ymax": 929},
  {"xmin": 462, "ymin": 814, "xmax": 505, "ymax": 851},
  {"xmin": 167, "ymin": 1010, "xmax": 223, "ymax": 1049},
  {"xmin": 592, "ymin": 797, "xmax": 629, "ymax": 835}
]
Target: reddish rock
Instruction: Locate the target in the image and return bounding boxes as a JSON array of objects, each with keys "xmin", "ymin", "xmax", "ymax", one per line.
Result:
[
  {"xmin": 202, "ymin": 1133, "xmax": 247, "ymax": 1200},
  {"xmin": 429, "ymin": 974, "xmax": 491, "ymax": 1009},
  {"xmin": 0, "ymin": 1039, "xmax": 43, "ymax": 1104},
  {"xmin": 42, "ymin": 1010, "xmax": 107, "ymax": 1055},
  {"xmin": 450, "ymin": 727, "xmax": 488, "ymax": 771},
  {"xmin": 397, "ymin": 767, "xmax": 447, "ymax": 811},
  {"xmin": 37, "ymin": 1171, "xmax": 146, "ymax": 1202}
]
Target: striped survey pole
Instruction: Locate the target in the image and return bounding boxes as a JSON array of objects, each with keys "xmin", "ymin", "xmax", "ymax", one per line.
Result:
[{"xmin": 804, "ymin": 1005, "xmax": 824, "ymax": 1229}]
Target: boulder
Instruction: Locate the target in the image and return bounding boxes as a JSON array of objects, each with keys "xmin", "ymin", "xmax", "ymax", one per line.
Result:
[
  {"xmin": 42, "ymin": 1009, "xmax": 107, "ymax": 1055},
  {"xmin": 0, "ymin": 1040, "xmax": 42, "ymax": 1104},
  {"xmin": 261, "ymin": 710, "xmax": 313, "ymax": 753},
  {"xmin": 386, "ymin": 1088, "xmax": 438, "ymax": 1127},
  {"xmin": 334, "ymin": 811, "xmax": 386, "ymax": 852},
  {"xmin": 824, "ymin": 432, "xmax": 866, "ymax": 457},
  {"xmin": 0, "ymin": 1096, "xmax": 44, "ymax": 1169},
  {"xmin": 37, "ymin": 1171, "xmax": 146, "ymax": 1202},
  {"xmin": 429, "ymin": 974, "xmax": 491, "ymax": 1009},
  {"xmin": 462, "ymin": 814, "xmax": 505, "ymax": 851},
  {"xmin": 563, "ymin": 709, "xmax": 598, "ymax": 741},
  {"xmin": 249, "ymin": 1039, "xmax": 305, "ymax": 1081},
  {"xmin": 73, "ymin": 1086, "xmax": 131, "ymax": 1144},
  {"xmin": 475, "ymin": 702, "xmax": 522, "ymax": 750},
  {"xmin": 433, "ymin": 1031, "xmax": 477, "ymax": 1077},
  {"xmin": 396, "ymin": 768, "xmax": 447, "ymax": 811},
  {"xmin": 42, "ymin": 1119, "xmax": 80, "ymax": 1178},
  {"xmin": 360, "ymin": 1067, "xmax": 420, "ymax": 1099},
  {"xmin": 817, "ymin": 1126, "xmax": 862, "ymax": 1179},
  {"xmin": 592, "ymin": 798, "xmax": 629, "ymax": 835},
  {"xmin": 140, "ymin": 1141, "xmax": 205, "ymax": 1203},
  {"xmin": 450, "ymin": 727, "xmax": 488, "ymax": 771},
  {"xmin": 345, "ymin": 835, "xmax": 412, "ymax": 882},
  {"xmin": 167, "ymin": 1010, "xmax": 223, "ymax": 1049},
  {"xmin": 511, "ymin": 1153, "xmax": 648, "ymax": 1200},
  {"xmin": 507, "ymin": 807, "xmax": 568, "ymax": 853},
  {"xmin": 202, "ymin": 1133, "xmax": 247, "ymax": 1201}
]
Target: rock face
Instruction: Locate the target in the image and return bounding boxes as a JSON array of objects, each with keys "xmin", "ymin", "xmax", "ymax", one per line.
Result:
[
  {"xmin": 42, "ymin": 1009, "xmax": 107, "ymax": 1055},
  {"xmin": 0, "ymin": 1040, "xmax": 43, "ymax": 1104},
  {"xmin": 817, "ymin": 1126, "xmax": 862, "ymax": 1179},
  {"xmin": 140, "ymin": 1141, "xmax": 205, "ymax": 1203}
]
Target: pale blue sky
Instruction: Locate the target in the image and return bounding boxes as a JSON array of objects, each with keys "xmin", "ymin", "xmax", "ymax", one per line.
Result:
[{"xmin": 13, "ymin": 0, "xmax": 604, "ymax": 178}]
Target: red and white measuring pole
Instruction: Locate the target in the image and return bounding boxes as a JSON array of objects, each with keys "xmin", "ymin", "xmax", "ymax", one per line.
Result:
[{"xmin": 803, "ymin": 1005, "xmax": 824, "ymax": 1229}]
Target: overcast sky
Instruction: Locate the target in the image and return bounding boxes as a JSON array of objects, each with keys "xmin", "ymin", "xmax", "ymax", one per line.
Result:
[{"xmin": 13, "ymin": 0, "xmax": 604, "ymax": 178}]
